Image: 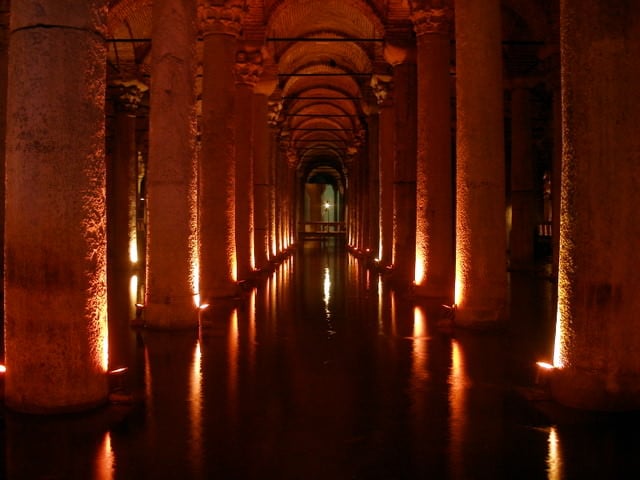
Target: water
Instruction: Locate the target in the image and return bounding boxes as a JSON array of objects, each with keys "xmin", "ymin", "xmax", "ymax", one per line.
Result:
[{"xmin": 1, "ymin": 239, "xmax": 639, "ymax": 479}]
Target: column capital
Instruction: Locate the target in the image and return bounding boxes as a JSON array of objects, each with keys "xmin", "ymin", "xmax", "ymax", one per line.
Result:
[
  {"xmin": 112, "ymin": 79, "xmax": 148, "ymax": 114},
  {"xmin": 411, "ymin": 7, "xmax": 452, "ymax": 36},
  {"xmin": 267, "ymin": 99, "xmax": 283, "ymax": 127},
  {"xmin": 234, "ymin": 49, "xmax": 263, "ymax": 86},
  {"xmin": 199, "ymin": 0, "xmax": 246, "ymax": 37},
  {"xmin": 370, "ymin": 74, "xmax": 394, "ymax": 106}
]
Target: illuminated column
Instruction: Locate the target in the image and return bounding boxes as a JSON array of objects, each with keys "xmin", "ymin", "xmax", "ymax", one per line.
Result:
[
  {"xmin": 454, "ymin": 0, "xmax": 507, "ymax": 324},
  {"xmin": 412, "ymin": 7, "xmax": 454, "ymax": 300},
  {"xmin": 110, "ymin": 81, "xmax": 146, "ymax": 279},
  {"xmin": 199, "ymin": 1, "xmax": 244, "ymax": 300},
  {"xmin": 234, "ymin": 49, "xmax": 262, "ymax": 281},
  {"xmin": 108, "ymin": 81, "xmax": 145, "ymax": 368},
  {"xmin": 4, "ymin": 0, "xmax": 109, "ymax": 412},
  {"xmin": 145, "ymin": 0, "xmax": 198, "ymax": 328},
  {"xmin": 253, "ymin": 78, "xmax": 276, "ymax": 271},
  {"xmin": 266, "ymin": 98, "xmax": 282, "ymax": 259},
  {"xmin": 391, "ymin": 60, "xmax": 417, "ymax": 287},
  {"xmin": 551, "ymin": 0, "xmax": 640, "ymax": 410},
  {"xmin": 371, "ymin": 74, "xmax": 394, "ymax": 267},
  {"xmin": 0, "ymin": 1, "xmax": 8, "ymax": 274},
  {"xmin": 364, "ymin": 100, "xmax": 380, "ymax": 256},
  {"xmin": 509, "ymin": 83, "xmax": 536, "ymax": 269}
]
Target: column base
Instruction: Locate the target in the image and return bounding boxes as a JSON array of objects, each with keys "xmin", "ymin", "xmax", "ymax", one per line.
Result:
[
  {"xmin": 4, "ymin": 393, "xmax": 108, "ymax": 415},
  {"xmin": 550, "ymin": 367, "xmax": 640, "ymax": 412},
  {"xmin": 412, "ymin": 283, "xmax": 453, "ymax": 304},
  {"xmin": 454, "ymin": 302, "xmax": 507, "ymax": 329},
  {"xmin": 143, "ymin": 300, "xmax": 199, "ymax": 329}
]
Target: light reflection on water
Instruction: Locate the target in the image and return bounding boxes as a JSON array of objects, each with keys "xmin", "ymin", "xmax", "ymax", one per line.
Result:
[{"xmin": 3, "ymin": 239, "xmax": 640, "ymax": 479}]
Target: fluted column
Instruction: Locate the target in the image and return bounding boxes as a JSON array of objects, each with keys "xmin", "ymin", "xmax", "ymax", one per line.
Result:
[
  {"xmin": 454, "ymin": 0, "xmax": 507, "ymax": 325},
  {"xmin": 509, "ymin": 83, "xmax": 536, "ymax": 270},
  {"xmin": 145, "ymin": 0, "xmax": 198, "ymax": 328},
  {"xmin": 199, "ymin": 1, "xmax": 245, "ymax": 300},
  {"xmin": 412, "ymin": 7, "xmax": 454, "ymax": 301},
  {"xmin": 234, "ymin": 49, "xmax": 262, "ymax": 281},
  {"xmin": 4, "ymin": 0, "xmax": 109, "ymax": 412},
  {"xmin": 371, "ymin": 74, "xmax": 394, "ymax": 267},
  {"xmin": 551, "ymin": 0, "xmax": 640, "ymax": 410}
]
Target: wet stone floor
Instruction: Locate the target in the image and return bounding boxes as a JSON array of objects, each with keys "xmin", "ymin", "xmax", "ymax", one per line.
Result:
[{"xmin": 1, "ymin": 239, "xmax": 640, "ymax": 479}]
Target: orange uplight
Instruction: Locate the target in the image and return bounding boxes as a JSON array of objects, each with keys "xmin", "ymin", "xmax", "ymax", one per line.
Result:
[
  {"xmin": 414, "ymin": 256, "xmax": 425, "ymax": 286},
  {"xmin": 547, "ymin": 426, "xmax": 563, "ymax": 480},
  {"xmin": 536, "ymin": 361, "xmax": 555, "ymax": 370}
]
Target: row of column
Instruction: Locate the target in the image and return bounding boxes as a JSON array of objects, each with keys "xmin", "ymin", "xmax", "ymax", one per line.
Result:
[
  {"xmin": 1, "ymin": 0, "xmax": 297, "ymax": 413},
  {"xmin": 347, "ymin": 1, "xmax": 640, "ymax": 409}
]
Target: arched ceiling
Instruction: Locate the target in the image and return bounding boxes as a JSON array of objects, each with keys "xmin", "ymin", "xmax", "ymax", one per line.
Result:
[{"xmin": 106, "ymin": 0, "xmax": 557, "ymax": 181}]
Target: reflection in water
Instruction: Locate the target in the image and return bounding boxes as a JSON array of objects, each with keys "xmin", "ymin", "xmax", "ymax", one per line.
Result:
[
  {"xmin": 95, "ymin": 431, "xmax": 114, "ymax": 480},
  {"xmin": 547, "ymin": 426, "xmax": 563, "ymax": 480},
  {"xmin": 6, "ymin": 239, "xmax": 640, "ymax": 479},
  {"xmin": 190, "ymin": 341, "xmax": 203, "ymax": 476},
  {"xmin": 449, "ymin": 339, "xmax": 467, "ymax": 480},
  {"xmin": 411, "ymin": 306, "xmax": 429, "ymax": 383}
]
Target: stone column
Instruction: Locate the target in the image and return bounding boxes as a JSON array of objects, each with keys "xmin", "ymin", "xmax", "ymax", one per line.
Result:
[
  {"xmin": 364, "ymin": 100, "xmax": 380, "ymax": 257},
  {"xmin": 454, "ymin": 0, "xmax": 507, "ymax": 325},
  {"xmin": 391, "ymin": 60, "xmax": 417, "ymax": 288},
  {"xmin": 4, "ymin": 0, "xmax": 109, "ymax": 412},
  {"xmin": 371, "ymin": 74, "xmax": 394, "ymax": 267},
  {"xmin": 110, "ymin": 81, "xmax": 146, "ymax": 280},
  {"xmin": 145, "ymin": 0, "xmax": 199, "ymax": 328},
  {"xmin": 234, "ymin": 49, "xmax": 262, "ymax": 281},
  {"xmin": 266, "ymin": 98, "xmax": 282, "ymax": 259},
  {"xmin": 551, "ymin": 0, "xmax": 640, "ymax": 411},
  {"xmin": 108, "ymin": 80, "xmax": 146, "ymax": 369},
  {"xmin": 412, "ymin": 7, "xmax": 454, "ymax": 301},
  {"xmin": 199, "ymin": 1, "xmax": 245, "ymax": 300},
  {"xmin": 253, "ymin": 78, "xmax": 276, "ymax": 271},
  {"xmin": 0, "ymin": 0, "xmax": 8, "ymax": 285},
  {"xmin": 509, "ymin": 83, "xmax": 536, "ymax": 270}
]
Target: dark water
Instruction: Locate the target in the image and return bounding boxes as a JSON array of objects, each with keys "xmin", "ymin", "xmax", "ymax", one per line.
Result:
[{"xmin": 2, "ymin": 239, "xmax": 640, "ymax": 479}]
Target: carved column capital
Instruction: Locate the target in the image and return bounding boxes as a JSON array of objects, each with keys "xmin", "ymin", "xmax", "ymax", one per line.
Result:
[
  {"xmin": 112, "ymin": 79, "xmax": 148, "ymax": 114},
  {"xmin": 267, "ymin": 99, "xmax": 283, "ymax": 127},
  {"xmin": 234, "ymin": 50, "xmax": 263, "ymax": 86},
  {"xmin": 370, "ymin": 74, "xmax": 394, "ymax": 106},
  {"xmin": 411, "ymin": 7, "xmax": 451, "ymax": 36},
  {"xmin": 199, "ymin": 0, "xmax": 246, "ymax": 37},
  {"xmin": 285, "ymin": 148, "xmax": 299, "ymax": 167}
]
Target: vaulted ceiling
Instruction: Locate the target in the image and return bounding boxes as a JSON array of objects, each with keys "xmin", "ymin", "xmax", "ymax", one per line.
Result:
[{"xmin": 106, "ymin": 0, "xmax": 557, "ymax": 182}]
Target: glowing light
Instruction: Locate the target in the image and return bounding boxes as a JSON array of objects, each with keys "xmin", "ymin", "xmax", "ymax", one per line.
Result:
[
  {"xmin": 108, "ymin": 367, "xmax": 128, "ymax": 375},
  {"xmin": 198, "ymin": 303, "xmax": 210, "ymax": 310},
  {"xmin": 0, "ymin": 364, "xmax": 6, "ymax": 373},
  {"xmin": 129, "ymin": 274, "xmax": 139, "ymax": 309},
  {"xmin": 547, "ymin": 427, "xmax": 563, "ymax": 480},
  {"xmin": 129, "ymin": 237, "xmax": 138, "ymax": 264},
  {"xmin": 553, "ymin": 305, "xmax": 565, "ymax": 368},
  {"xmin": 454, "ymin": 269, "xmax": 463, "ymax": 306},
  {"xmin": 536, "ymin": 361, "xmax": 555, "ymax": 370},
  {"xmin": 414, "ymin": 256, "xmax": 425, "ymax": 286}
]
